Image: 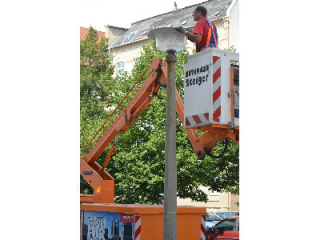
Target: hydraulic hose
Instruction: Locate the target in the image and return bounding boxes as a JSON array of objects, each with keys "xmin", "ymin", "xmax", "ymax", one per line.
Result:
[
  {"xmin": 204, "ymin": 138, "xmax": 229, "ymax": 159},
  {"xmin": 156, "ymin": 63, "xmax": 167, "ymax": 88}
]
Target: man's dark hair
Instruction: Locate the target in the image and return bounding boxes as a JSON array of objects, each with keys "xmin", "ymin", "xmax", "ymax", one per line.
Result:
[{"xmin": 195, "ymin": 6, "xmax": 207, "ymax": 17}]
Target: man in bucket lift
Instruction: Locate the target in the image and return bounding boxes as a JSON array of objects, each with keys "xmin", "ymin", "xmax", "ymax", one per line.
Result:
[{"xmin": 175, "ymin": 6, "xmax": 218, "ymax": 52}]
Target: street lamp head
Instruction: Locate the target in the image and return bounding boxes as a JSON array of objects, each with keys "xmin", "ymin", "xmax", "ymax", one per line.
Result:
[{"xmin": 147, "ymin": 27, "xmax": 186, "ymax": 53}]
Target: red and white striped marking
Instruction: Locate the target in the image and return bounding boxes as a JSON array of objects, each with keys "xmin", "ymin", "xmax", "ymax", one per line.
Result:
[
  {"xmin": 134, "ymin": 216, "xmax": 141, "ymax": 240},
  {"xmin": 185, "ymin": 112, "xmax": 209, "ymax": 127},
  {"xmin": 201, "ymin": 215, "xmax": 206, "ymax": 240},
  {"xmin": 212, "ymin": 56, "xmax": 221, "ymax": 122}
]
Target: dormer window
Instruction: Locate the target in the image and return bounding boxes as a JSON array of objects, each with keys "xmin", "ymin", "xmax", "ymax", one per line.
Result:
[{"xmin": 123, "ymin": 32, "xmax": 136, "ymax": 44}]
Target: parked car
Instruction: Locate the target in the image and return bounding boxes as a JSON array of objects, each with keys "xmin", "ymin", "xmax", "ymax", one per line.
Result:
[
  {"xmin": 205, "ymin": 212, "xmax": 223, "ymax": 230},
  {"xmin": 206, "ymin": 216, "xmax": 239, "ymax": 240}
]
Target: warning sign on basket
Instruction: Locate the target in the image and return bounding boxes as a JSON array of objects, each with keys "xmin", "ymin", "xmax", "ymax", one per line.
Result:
[{"xmin": 185, "ymin": 64, "xmax": 209, "ymax": 87}]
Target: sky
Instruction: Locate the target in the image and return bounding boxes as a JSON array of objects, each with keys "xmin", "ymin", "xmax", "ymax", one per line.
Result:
[{"xmin": 80, "ymin": 0, "xmax": 205, "ymax": 31}]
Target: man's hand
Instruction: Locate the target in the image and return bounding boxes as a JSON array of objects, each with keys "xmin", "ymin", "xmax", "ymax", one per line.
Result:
[
  {"xmin": 174, "ymin": 27, "xmax": 201, "ymax": 43},
  {"xmin": 174, "ymin": 27, "xmax": 187, "ymax": 35}
]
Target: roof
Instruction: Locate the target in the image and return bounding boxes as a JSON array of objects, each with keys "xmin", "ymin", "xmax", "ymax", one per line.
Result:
[
  {"xmin": 105, "ymin": 25, "xmax": 128, "ymax": 30},
  {"xmin": 109, "ymin": 0, "xmax": 233, "ymax": 49},
  {"xmin": 80, "ymin": 26, "xmax": 106, "ymax": 42}
]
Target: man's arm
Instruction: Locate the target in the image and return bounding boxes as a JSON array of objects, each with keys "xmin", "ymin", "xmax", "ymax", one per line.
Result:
[
  {"xmin": 186, "ymin": 32, "xmax": 202, "ymax": 43},
  {"xmin": 174, "ymin": 27, "xmax": 202, "ymax": 43}
]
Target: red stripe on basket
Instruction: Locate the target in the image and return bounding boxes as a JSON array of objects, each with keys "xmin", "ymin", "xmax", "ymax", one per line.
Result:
[
  {"xmin": 213, "ymin": 67, "xmax": 221, "ymax": 84},
  {"xmin": 213, "ymin": 86, "xmax": 221, "ymax": 102},
  {"xmin": 213, "ymin": 106, "xmax": 221, "ymax": 122}
]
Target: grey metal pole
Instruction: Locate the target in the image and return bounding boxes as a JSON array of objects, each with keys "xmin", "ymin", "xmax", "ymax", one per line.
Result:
[{"xmin": 163, "ymin": 50, "xmax": 177, "ymax": 240}]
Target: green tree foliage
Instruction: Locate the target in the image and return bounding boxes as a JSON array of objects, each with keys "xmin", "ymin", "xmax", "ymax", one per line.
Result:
[
  {"xmin": 80, "ymin": 27, "xmax": 115, "ymax": 193},
  {"xmin": 80, "ymin": 27, "xmax": 114, "ymax": 120}
]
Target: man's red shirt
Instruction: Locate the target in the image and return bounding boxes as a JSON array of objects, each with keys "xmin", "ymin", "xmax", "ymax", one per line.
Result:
[{"xmin": 193, "ymin": 17, "xmax": 215, "ymax": 52}]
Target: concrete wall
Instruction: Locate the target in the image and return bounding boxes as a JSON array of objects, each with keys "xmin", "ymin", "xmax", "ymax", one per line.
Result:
[
  {"xmin": 109, "ymin": 40, "xmax": 149, "ymax": 77},
  {"xmin": 105, "ymin": 26, "xmax": 126, "ymax": 46},
  {"xmin": 230, "ymin": 193, "xmax": 239, "ymax": 211},
  {"xmin": 227, "ymin": 0, "xmax": 239, "ymax": 51},
  {"xmin": 177, "ymin": 186, "xmax": 239, "ymax": 212},
  {"xmin": 216, "ymin": 19, "xmax": 229, "ymax": 50}
]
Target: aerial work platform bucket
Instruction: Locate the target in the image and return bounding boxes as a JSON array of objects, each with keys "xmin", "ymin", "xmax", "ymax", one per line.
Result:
[
  {"xmin": 81, "ymin": 203, "xmax": 206, "ymax": 240},
  {"xmin": 184, "ymin": 48, "xmax": 239, "ymax": 129}
]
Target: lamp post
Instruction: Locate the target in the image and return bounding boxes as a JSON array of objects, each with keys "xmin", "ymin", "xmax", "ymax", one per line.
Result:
[{"xmin": 148, "ymin": 27, "xmax": 186, "ymax": 240}]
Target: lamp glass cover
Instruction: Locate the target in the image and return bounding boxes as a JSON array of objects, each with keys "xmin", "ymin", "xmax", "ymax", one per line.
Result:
[{"xmin": 147, "ymin": 28, "xmax": 186, "ymax": 52}]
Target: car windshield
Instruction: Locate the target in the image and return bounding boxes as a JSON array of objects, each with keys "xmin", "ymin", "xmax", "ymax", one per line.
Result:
[{"xmin": 206, "ymin": 213, "xmax": 223, "ymax": 221}]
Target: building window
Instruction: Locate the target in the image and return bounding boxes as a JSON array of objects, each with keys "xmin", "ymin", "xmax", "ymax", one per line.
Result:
[
  {"xmin": 135, "ymin": 53, "xmax": 141, "ymax": 64},
  {"xmin": 117, "ymin": 61, "xmax": 124, "ymax": 77},
  {"xmin": 209, "ymin": 190, "xmax": 220, "ymax": 196}
]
